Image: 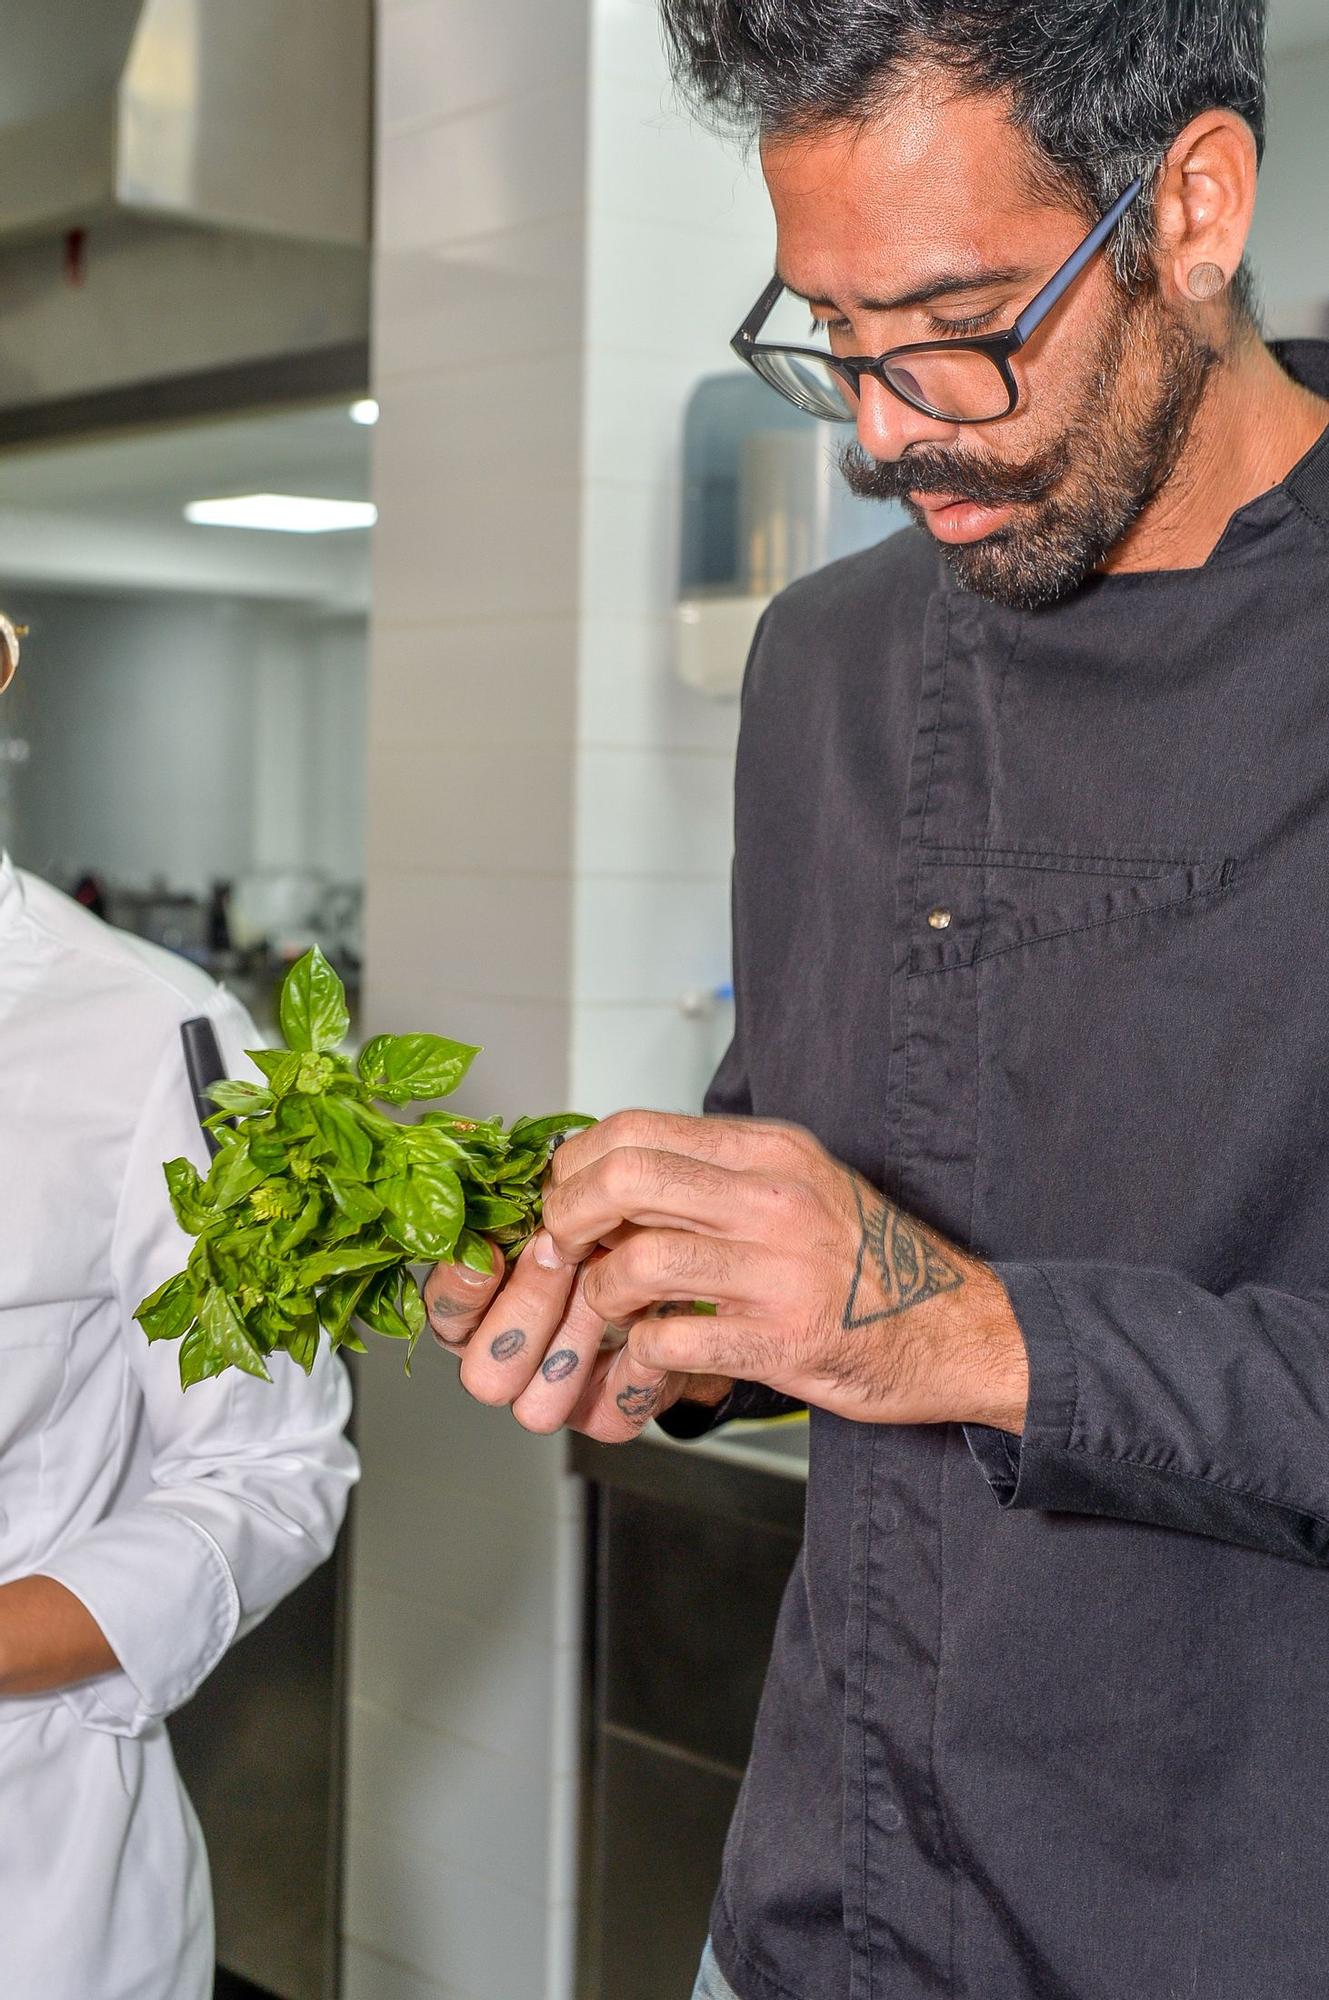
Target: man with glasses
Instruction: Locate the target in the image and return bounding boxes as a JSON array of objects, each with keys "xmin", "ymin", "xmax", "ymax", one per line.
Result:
[{"xmin": 427, "ymin": 3, "xmax": 1329, "ymax": 1995}]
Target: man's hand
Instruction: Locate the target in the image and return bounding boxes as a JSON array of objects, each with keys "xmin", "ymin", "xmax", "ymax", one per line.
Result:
[
  {"xmin": 537, "ymin": 1111, "xmax": 1029, "ymax": 1433},
  {"xmin": 423, "ymin": 1231, "xmax": 732, "ymax": 1441}
]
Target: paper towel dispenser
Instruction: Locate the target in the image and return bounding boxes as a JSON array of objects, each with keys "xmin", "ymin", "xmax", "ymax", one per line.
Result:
[{"xmin": 675, "ymin": 372, "xmax": 904, "ymax": 698}]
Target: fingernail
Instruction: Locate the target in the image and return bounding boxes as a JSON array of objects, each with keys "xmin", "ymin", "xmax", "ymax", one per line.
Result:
[
  {"xmin": 454, "ymin": 1259, "xmax": 494, "ymax": 1287},
  {"xmin": 532, "ymin": 1230, "xmax": 564, "ymax": 1271}
]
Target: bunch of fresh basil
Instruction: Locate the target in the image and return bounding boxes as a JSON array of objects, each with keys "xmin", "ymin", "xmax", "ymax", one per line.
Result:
[{"xmin": 135, "ymin": 948, "xmax": 591, "ymax": 1388}]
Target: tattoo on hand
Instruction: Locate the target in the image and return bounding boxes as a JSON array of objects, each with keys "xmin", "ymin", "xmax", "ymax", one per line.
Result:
[
  {"xmin": 541, "ymin": 1347, "xmax": 579, "ymax": 1383},
  {"xmin": 429, "ymin": 1294, "xmax": 471, "ymax": 1322},
  {"xmin": 842, "ymin": 1175, "xmax": 963, "ymax": 1330},
  {"xmin": 615, "ymin": 1381, "xmax": 662, "ymax": 1424},
  {"xmin": 490, "ymin": 1328, "xmax": 527, "ymax": 1361}
]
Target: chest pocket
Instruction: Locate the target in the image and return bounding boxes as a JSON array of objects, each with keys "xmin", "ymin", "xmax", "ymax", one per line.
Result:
[{"xmin": 889, "ymin": 848, "xmax": 1239, "ymax": 1256}]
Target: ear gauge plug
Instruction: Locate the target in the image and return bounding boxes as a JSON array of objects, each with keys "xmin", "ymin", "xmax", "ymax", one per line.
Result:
[{"xmin": 1187, "ymin": 262, "xmax": 1227, "ymax": 301}]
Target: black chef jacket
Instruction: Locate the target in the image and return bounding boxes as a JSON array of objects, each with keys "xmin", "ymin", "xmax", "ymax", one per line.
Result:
[{"xmin": 685, "ymin": 342, "xmax": 1329, "ymax": 2000}]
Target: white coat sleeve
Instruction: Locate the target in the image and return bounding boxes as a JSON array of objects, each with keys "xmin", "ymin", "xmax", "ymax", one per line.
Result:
[{"xmin": 39, "ymin": 988, "xmax": 359, "ymax": 1737}]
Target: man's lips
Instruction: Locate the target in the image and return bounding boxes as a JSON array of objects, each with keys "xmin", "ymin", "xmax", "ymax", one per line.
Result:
[{"xmin": 909, "ymin": 491, "xmax": 1016, "ymax": 545}]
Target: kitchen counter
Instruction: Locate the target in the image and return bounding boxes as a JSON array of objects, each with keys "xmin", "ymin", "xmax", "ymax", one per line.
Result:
[
  {"xmin": 569, "ymin": 1411, "xmax": 808, "ymax": 1536},
  {"xmin": 571, "ymin": 1412, "xmax": 808, "ymax": 2000}
]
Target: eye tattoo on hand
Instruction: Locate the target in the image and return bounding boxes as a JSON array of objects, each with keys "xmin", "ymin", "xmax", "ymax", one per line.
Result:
[{"xmin": 490, "ymin": 1328, "xmax": 527, "ymax": 1361}]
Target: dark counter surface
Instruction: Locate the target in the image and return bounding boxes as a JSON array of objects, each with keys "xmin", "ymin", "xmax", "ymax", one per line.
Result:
[{"xmin": 569, "ymin": 1413, "xmax": 808, "ymax": 1535}]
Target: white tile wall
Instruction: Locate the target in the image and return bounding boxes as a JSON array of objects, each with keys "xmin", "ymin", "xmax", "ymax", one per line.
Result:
[
  {"xmin": 574, "ymin": 746, "xmax": 734, "ymax": 877},
  {"xmin": 375, "ymin": 216, "xmax": 587, "ymax": 382},
  {"xmin": 343, "ymin": 1939, "xmax": 475, "ymax": 2000},
  {"xmin": 368, "ymin": 617, "xmax": 579, "ymax": 750},
  {"xmin": 380, "ymin": 0, "xmax": 588, "ymax": 135},
  {"xmin": 579, "ymin": 614, "xmax": 743, "ymax": 752},
  {"xmin": 358, "ymin": 0, "xmax": 776, "ymax": 1991},
  {"xmin": 378, "ymin": 89, "xmax": 587, "ymax": 253}
]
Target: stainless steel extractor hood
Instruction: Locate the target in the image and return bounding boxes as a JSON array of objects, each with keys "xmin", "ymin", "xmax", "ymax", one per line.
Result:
[{"xmin": 0, "ymin": 0, "xmax": 369, "ymax": 247}]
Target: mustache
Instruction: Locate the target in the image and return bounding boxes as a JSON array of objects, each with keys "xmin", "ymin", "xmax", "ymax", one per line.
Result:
[{"xmin": 839, "ymin": 438, "xmax": 1071, "ymax": 509}]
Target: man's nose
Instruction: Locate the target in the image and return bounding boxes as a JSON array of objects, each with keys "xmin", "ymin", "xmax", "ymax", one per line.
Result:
[{"xmin": 853, "ymin": 374, "xmax": 959, "ymax": 464}]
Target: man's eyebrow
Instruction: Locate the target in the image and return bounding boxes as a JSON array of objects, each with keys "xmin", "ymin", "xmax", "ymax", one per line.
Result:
[{"xmin": 778, "ymin": 266, "xmax": 1032, "ymax": 315}]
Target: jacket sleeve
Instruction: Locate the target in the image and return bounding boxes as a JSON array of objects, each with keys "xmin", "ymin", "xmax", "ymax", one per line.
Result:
[
  {"xmin": 39, "ymin": 989, "xmax": 359, "ymax": 1736},
  {"xmin": 965, "ymin": 1258, "xmax": 1329, "ymax": 1566}
]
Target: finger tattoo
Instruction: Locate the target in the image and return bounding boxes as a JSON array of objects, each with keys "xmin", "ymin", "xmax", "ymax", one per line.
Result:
[
  {"xmin": 616, "ymin": 1381, "xmax": 661, "ymax": 1423},
  {"xmin": 490, "ymin": 1328, "xmax": 527, "ymax": 1361},
  {"xmin": 429, "ymin": 1294, "xmax": 472, "ymax": 1321},
  {"xmin": 541, "ymin": 1347, "xmax": 579, "ymax": 1383}
]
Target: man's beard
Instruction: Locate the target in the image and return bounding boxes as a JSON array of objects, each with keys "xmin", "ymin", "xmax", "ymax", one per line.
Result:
[{"xmin": 840, "ymin": 284, "xmax": 1218, "ymax": 611}]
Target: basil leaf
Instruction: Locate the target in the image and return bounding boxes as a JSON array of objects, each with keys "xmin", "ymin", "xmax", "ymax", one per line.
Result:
[
  {"xmin": 272, "ymin": 1191, "xmax": 324, "ymax": 1255},
  {"xmin": 454, "ymin": 1228, "xmax": 498, "ymax": 1276},
  {"xmin": 308, "ymin": 1095, "xmax": 374, "ymax": 1181},
  {"xmin": 286, "ymin": 1304, "xmax": 321, "ymax": 1375},
  {"xmin": 164, "ymin": 1157, "xmax": 215, "ymax": 1234},
  {"xmin": 135, "ymin": 1270, "xmax": 199, "ymax": 1344},
  {"xmin": 358, "ymin": 1033, "xmax": 480, "ymax": 1105},
  {"xmin": 356, "ymin": 1268, "xmax": 412, "ymax": 1340},
  {"xmin": 208, "ymin": 1079, "xmax": 273, "ymax": 1115},
  {"xmin": 179, "ymin": 1321, "xmax": 227, "ymax": 1388},
  {"xmin": 326, "ymin": 1177, "xmax": 384, "ymax": 1226},
  {"xmin": 248, "ymin": 1048, "xmax": 303, "ymax": 1092},
  {"xmin": 248, "ymin": 1126, "xmax": 289, "ymax": 1173},
  {"xmin": 298, "ymin": 1243, "xmax": 399, "ymax": 1286},
  {"xmin": 279, "ymin": 946, "xmax": 350, "ymax": 1054},
  {"xmin": 465, "ymin": 1195, "xmax": 526, "ymax": 1231},
  {"xmin": 506, "ymin": 1113, "xmax": 596, "ymax": 1150},
  {"xmin": 317, "ymin": 1269, "xmax": 375, "ymax": 1338},
  {"xmin": 199, "ymin": 1286, "xmax": 271, "ymax": 1381},
  {"xmin": 396, "ymin": 1121, "xmax": 468, "ymax": 1167},
  {"xmin": 401, "ymin": 1281, "xmax": 427, "ymax": 1338},
  {"xmin": 207, "ymin": 1137, "xmax": 269, "ymax": 1211},
  {"xmin": 378, "ymin": 1165, "xmax": 466, "ymax": 1260}
]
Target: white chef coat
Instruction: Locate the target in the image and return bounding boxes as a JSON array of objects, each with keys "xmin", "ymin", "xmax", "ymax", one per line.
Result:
[{"xmin": 0, "ymin": 856, "xmax": 358, "ymax": 2000}]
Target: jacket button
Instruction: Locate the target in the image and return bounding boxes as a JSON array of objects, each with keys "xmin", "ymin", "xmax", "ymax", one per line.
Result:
[
  {"xmin": 882, "ymin": 1803, "xmax": 904, "ymax": 1831},
  {"xmin": 927, "ymin": 908, "xmax": 952, "ymax": 930}
]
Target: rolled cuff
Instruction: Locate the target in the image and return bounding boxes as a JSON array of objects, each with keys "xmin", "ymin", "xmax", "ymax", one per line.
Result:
[
  {"xmin": 963, "ymin": 1261, "xmax": 1079, "ymax": 1507},
  {"xmin": 656, "ymin": 1381, "xmax": 806, "ymax": 1440},
  {"xmin": 39, "ymin": 1504, "xmax": 239, "ymax": 1737}
]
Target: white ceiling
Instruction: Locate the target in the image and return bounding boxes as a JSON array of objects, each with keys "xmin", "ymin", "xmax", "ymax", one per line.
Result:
[
  {"xmin": 0, "ymin": 401, "xmax": 371, "ymax": 513},
  {"xmin": 1268, "ymin": 0, "xmax": 1329, "ymax": 55},
  {"xmin": 0, "ymin": 400, "xmax": 373, "ymax": 611}
]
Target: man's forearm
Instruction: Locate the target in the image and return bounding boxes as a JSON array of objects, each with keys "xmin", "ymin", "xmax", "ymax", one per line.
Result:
[{"xmin": 0, "ymin": 1575, "xmax": 119, "ymax": 1695}]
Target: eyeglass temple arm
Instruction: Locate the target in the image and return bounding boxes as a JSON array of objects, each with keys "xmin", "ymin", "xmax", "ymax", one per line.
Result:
[
  {"xmin": 1011, "ymin": 174, "xmax": 1147, "ymax": 348},
  {"xmin": 732, "ymin": 274, "xmax": 787, "ymax": 357}
]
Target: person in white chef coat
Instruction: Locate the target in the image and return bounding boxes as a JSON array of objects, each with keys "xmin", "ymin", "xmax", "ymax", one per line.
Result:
[{"xmin": 0, "ymin": 626, "xmax": 359, "ymax": 1998}]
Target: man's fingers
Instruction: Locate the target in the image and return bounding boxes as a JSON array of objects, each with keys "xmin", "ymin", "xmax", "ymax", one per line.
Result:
[
  {"xmin": 569, "ymin": 1341, "xmax": 676, "ymax": 1444},
  {"xmin": 458, "ymin": 1234, "xmax": 578, "ymax": 1406},
  {"xmin": 581, "ymin": 1228, "xmax": 749, "ymax": 1326},
  {"xmin": 541, "ymin": 1147, "xmax": 747, "ymax": 1261},
  {"xmin": 510, "ymin": 1265, "xmax": 611, "ymax": 1435},
  {"xmin": 628, "ymin": 1309, "xmax": 764, "ymax": 1380},
  {"xmin": 549, "ymin": 1108, "xmax": 811, "ymax": 1187},
  {"xmin": 424, "ymin": 1237, "xmax": 506, "ymax": 1349}
]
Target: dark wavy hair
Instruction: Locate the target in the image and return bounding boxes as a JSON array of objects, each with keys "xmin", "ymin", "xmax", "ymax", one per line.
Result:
[{"xmin": 660, "ymin": 0, "xmax": 1267, "ymax": 297}]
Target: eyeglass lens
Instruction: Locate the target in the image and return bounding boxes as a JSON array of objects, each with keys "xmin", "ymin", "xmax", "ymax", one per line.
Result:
[{"xmin": 752, "ymin": 344, "xmax": 1012, "ymax": 424}]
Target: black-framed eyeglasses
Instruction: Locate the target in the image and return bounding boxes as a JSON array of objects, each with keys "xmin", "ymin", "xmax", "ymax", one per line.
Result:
[{"xmin": 730, "ymin": 173, "xmax": 1147, "ymax": 425}]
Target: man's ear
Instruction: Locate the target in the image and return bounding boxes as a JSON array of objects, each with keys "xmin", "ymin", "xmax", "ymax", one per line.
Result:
[{"xmin": 1154, "ymin": 110, "xmax": 1259, "ymax": 312}]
